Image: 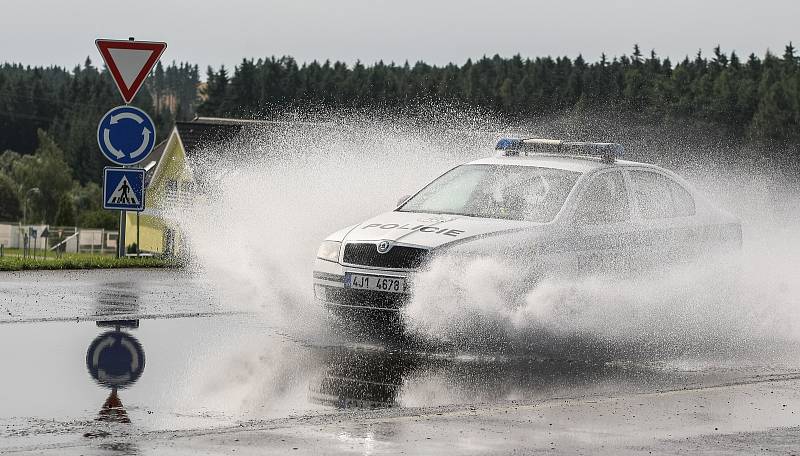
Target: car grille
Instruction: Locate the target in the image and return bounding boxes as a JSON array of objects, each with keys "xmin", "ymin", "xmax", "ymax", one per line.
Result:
[
  {"xmin": 321, "ymin": 286, "xmax": 409, "ymax": 310},
  {"xmin": 313, "ymin": 376, "xmax": 400, "ymax": 409},
  {"xmin": 342, "ymin": 243, "xmax": 428, "ymax": 269}
]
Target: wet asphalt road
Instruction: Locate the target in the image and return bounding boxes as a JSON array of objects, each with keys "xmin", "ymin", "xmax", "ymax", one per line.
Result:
[{"xmin": 2, "ymin": 269, "xmax": 800, "ymax": 455}]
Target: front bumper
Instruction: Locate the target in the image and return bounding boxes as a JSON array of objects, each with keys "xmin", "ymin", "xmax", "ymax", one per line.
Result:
[{"xmin": 313, "ymin": 258, "xmax": 413, "ymax": 312}]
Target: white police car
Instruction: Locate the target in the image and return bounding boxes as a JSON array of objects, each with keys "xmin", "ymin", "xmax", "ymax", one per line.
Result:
[{"xmin": 313, "ymin": 138, "xmax": 741, "ymax": 313}]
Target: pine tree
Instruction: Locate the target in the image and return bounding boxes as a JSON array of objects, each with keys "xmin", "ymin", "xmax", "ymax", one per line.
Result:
[
  {"xmin": 783, "ymin": 42, "xmax": 798, "ymax": 67},
  {"xmin": 4, "ymin": 41, "xmax": 800, "ymax": 174},
  {"xmin": 750, "ymin": 76, "xmax": 795, "ymax": 140},
  {"xmin": 632, "ymin": 44, "xmax": 644, "ymax": 65}
]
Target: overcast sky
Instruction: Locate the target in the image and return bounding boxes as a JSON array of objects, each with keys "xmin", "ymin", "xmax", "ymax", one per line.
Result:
[{"xmin": 3, "ymin": 0, "xmax": 798, "ymax": 72}]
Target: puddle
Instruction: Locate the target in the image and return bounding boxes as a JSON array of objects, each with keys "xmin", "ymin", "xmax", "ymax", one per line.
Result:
[{"xmin": 3, "ymin": 312, "xmax": 796, "ymax": 441}]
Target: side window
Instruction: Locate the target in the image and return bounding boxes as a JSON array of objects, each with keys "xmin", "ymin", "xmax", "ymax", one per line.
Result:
[
  {"xmin": 670, "ymin": 180, "xmax": 696, "ymax": 217},
  {"xmin": 631, "ymin": 170, "xmax": 695, "ymax": 219},
  {"xmin": 574, "ymin": 171, "xmax": 629, "ymax": 225}
]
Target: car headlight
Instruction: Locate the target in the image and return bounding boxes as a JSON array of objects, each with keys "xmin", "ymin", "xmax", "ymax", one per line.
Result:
[{"xmin": 316, "ymin": 240, "xmax": 341, "ymax": 262}]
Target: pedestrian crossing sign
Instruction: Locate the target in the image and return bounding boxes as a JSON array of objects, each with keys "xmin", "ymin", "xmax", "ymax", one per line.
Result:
[{"xmin": 103, "ymin": 167, "xmax": 145, "ymax": 211}]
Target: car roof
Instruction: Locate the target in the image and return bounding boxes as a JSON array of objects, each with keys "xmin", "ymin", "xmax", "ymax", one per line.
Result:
[{"xmin": 467, "ymin": 154, "xmax": 657, "ymax": 174}]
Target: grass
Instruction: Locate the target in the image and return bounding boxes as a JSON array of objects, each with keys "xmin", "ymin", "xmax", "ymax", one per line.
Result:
[{"xmin": 0, "ymin": 254, "xmax": 179, "ymax": 271}]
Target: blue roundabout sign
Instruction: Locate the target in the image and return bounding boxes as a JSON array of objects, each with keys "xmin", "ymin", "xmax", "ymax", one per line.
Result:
[
  {"xmin": 86, "ymin": 331, "xmax": 146, "ymax": 389},
  {"xmin": 96, "ymin": 105, "xmax": 156, "ymax": 166}
]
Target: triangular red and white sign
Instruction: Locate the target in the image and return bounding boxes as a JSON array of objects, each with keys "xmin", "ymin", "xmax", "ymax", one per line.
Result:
[{"xmin": 96, "ymin": 39, "xmax": 167, "ymax": 104}]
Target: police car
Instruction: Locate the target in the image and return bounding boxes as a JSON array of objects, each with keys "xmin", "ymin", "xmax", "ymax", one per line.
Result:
[{"xmin": 313, "ymin": 138, "xmax": 741, "ymax": 313}]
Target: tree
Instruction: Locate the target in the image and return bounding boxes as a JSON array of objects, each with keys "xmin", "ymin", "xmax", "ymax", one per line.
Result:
[
  {"xmin": 0, "ymin": 150, "xmax": 21, "ymax": 175},
  {"xmin": 750, "ymin": 78, "xmax": 795, "ymax": 140},
  {"xmin": 198, "ymin": 65, "xmax": 229, "ymax": 116},
  {"xmin": 71, "ymin": 181, "xmax": 102, "ymax": 212},
  {"xmin": 711, "ymin": 45, "xmax": 729, "ymax": 71},
  {"xmin": 0, "ymin": 59, "xmax": 199, "ymax": 184},
  {"xmin": 0, "ymin": 172, "xmax": 21, "ymax": 222},
  {"xmin": 783, "ymin": 42, "xmax": 798, "ymax": 67},
  {"xmin": 632, "ymin": 44, "xmax": 644, "ymax": 65},
  {"xmin": 10, "ymin": 130, "xmax": 73, "ymax": 224},
  {"xmin": 54, "ymin": 193, "xmax": 76, "ymax": 226},
  {"xmin": 78, "ymin": 209, "xmax": 118, "ymax": 230},
  {"xmin": 6, "ymin": 42, "xmax": 800, "ymax": 170}
]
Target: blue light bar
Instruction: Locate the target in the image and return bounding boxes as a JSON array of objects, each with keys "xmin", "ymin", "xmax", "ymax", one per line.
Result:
[
  {"xmin": 495, "ymin": 138, "xmax": 624, "ymax": 163},
  {"xmin": 495, "ymin": 138, "xmax": 523, "ymax": 151}
]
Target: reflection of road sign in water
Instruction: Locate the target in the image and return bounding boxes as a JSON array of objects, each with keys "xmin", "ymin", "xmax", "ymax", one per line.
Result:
[
  {"xmin": 96, "ymin": 39, "xmax": 167, "ymax": 104},
  {"xmin": 104, "ymin": 167, "xmax": 145, "ymax": 211},
  {"xmin": 86, "ymin": 331, "xmax": 145, "ymax": 389},
  {"xmin": 97, "ymin": 105, "xmax": 156, "ymax": 165}
]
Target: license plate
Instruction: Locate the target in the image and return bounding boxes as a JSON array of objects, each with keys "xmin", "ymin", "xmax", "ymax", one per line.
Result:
[{"xmin": 345, "ymin": 273, "xmax": 406, "ymax": 293}]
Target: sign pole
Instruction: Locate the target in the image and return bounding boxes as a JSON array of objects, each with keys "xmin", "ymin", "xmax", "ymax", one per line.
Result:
[
  {"xmin": 119, "ymin": 210, "xmax": 126, "ymax": 258},
  {"xmin": 136, "ymin": 211, "xmax": 140, "ymax": 257}
]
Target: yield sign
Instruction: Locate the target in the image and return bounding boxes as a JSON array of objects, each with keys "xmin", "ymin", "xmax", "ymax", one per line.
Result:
[{"xmin": 96, "ymin": 39, "xmax": 167, "ymax": 103}]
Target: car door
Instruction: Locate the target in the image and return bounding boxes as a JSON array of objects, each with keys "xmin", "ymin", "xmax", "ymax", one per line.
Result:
[
  {"xmin": 627, "ymin": 168, "xmax": 699, "ymax": 267},
  {"xmin": 567, "ymin": 169, "xmax": 639, "ymax": 275}
]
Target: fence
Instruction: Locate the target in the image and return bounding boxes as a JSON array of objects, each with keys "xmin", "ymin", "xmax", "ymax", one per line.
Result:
[{"xmin": 0, "ymin": 223, "xmax": 119, "ymax": 257}]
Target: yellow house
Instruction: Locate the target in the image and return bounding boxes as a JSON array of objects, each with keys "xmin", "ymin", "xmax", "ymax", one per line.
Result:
[{"xmin": 124, "ymin": 117, "xmax": 251, "ymax": 256}]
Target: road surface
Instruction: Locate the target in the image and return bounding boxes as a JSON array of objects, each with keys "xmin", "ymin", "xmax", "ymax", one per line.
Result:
[{"xmin": 1, "ymin": 269, "xmax": 799, "ymax": 455}]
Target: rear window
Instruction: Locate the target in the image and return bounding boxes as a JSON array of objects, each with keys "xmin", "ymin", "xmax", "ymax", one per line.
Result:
[{"xmin": 630, "ymin": 170, "xmax": 695, "ymax": 219}]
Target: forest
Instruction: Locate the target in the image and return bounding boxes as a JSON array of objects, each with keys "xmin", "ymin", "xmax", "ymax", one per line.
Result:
[
  {"xmin": 0, "ymin": 44, "xmax": 798, "ymax": 226},
  {"xmin": 0, "ymin": 60, "xmax": 199, "ymax": 227},
  {"xmin": 199, "ymin": 44, "xmax": 800, "ymax": 143}
]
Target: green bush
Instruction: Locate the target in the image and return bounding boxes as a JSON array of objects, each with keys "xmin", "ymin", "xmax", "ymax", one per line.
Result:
[{"xmin": 0, "ymin": 255, "xmax": 178, "ymax": 271}]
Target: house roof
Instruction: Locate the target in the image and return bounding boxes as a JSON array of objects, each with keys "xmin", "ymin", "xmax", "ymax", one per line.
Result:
[
  {"xmin": 174, "ymin": 116, "xmax": 328, "ymax": 157},
  {"xmin": 145, "ymin": 116, "xmax": 332, "ymax": 189},
  {"xmin": 174, "ymin": 118, "xmax": 247, "ymax": 158}
]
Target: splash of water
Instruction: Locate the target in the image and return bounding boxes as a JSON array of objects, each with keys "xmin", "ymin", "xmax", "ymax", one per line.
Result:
[
  {"xmin": 403, "ymin": 168, "xmax": 800, "ymax": 360},
  {"xmin": 162, "ymin": 110, "xmax": 800, "ymax": 361},
  {"xmin": 162, "ymin": 111, "xmax": 498, "ymax": 334}
]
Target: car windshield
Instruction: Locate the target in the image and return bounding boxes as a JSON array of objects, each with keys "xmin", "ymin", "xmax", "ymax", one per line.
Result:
[{"xmin": 399, "ymin": 164, "xmax": 581, "ymax": 222}]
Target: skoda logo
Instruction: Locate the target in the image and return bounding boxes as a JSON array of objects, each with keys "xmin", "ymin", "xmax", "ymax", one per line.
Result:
[{"xmin": 376, "ymin": 240, "xmax": 392, "ymax": 254}]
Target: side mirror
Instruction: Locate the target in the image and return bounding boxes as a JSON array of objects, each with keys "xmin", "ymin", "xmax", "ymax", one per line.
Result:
[{"xmin": 396, "ymin": 194, "xmax": 411, "ymax": 207}]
